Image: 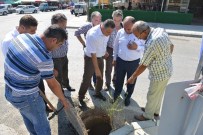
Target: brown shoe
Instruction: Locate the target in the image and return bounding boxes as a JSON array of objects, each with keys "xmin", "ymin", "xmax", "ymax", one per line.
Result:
[
  {"xmin": 141, "ymin": 107, "xmax": 159, "ymax": 117},
  {"xmin": 134, "ymin": 114, "xmax": 150, "ymax": 121}
]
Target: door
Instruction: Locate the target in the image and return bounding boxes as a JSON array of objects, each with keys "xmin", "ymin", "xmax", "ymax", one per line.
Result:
[{"xmin": 23, "ymin": 6, "xmax": 29, "ymax": 13}]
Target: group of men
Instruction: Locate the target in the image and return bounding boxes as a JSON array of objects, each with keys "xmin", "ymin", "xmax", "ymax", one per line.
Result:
[
  {"xmin": 76, "ymin": 10, "xmax": 173, "ymax": 122},
  {"xmin": 1, "ymin": 9, "xmax": 174, "ymax": 134}
]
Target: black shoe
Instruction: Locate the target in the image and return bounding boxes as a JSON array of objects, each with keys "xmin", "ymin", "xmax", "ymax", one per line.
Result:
[
  {"xmin": 124, "ymin": 98, "xmax": 130, "ymax": 106},
  {"xmin": 141, "ymin": 107, "xmax": 159, "ymax": 117},
  {"xmin": 93, "ymin": 94, "xmax": 106, "ymax": 101},
  {"xmin": 124, "ymin": 92, "xmax": 128, "ymax": 97},
  {"xmin": 79, "ymin": 99, "xmax": 86, "ymax": 106},
  {"xmin": 67, "ymin": 86, "xmax": 75, "ymax": 92}
]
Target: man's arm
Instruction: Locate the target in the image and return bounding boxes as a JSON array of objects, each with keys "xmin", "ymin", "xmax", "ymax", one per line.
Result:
[
  {"xmin": 46, "ymin": 78, "xmax": 69, "ymax": 109},
  {"xmin": 126, "ymin": 64, "xmax": 147, "ymax": 84},
  {"xmin": 91, "ymin": 53, "xmax": 102, "ymax": 79},
  {"xmin": 75, "ymin": 23, "xmax": 91, "ymax": 48},
  {"xmin": 76, "ymin": 36, "xmax": 86, "ymax": 47}
]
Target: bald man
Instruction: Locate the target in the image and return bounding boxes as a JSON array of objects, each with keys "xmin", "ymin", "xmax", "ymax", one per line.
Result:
[
  {"xmin": 127, "ymin": 21, "xmax": 173, "ymax": 121},
  {"xmin": 113, "ymin": 16, "xmax": 144, "ymax": 106}
]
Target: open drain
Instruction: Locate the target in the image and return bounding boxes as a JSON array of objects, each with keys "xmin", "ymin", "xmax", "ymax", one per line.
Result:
[{"xmin": 81, "ymin": 108, "xmax": 112, "ymax": 135}]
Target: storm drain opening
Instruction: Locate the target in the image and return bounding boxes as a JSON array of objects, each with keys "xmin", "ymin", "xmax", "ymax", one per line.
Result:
[{"xmin": 81, "ymin": 108, "xmax": 112, "ymax": 135}]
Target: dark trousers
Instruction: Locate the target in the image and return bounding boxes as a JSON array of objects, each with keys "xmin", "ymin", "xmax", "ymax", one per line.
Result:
[
  {"xmin": 79, "ymin": 56, "xmax": 104, "ymax": 100},
  {"xmin": 53, "ymin": 56, "xmax": 70, "ymax": 89},
  {"xmin": 105, "ymin": 47, "xmax": 114, "ymax": 86},
  {"xmin": 114, "ymin": 57, "xmax": 140, "ymax": 99}
]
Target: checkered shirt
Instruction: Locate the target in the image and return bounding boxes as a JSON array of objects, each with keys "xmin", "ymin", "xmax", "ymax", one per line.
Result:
[{"xmin": 140, "ymin": 28, "xmax": 173, "ymax": 81}]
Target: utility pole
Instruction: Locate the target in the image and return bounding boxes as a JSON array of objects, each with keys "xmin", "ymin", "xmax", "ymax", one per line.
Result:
[
  {"xmin": 161, "ymin": 0, "xmax": 164, "ymax": 12},
  {"xmin": 87, "ymin": 0, "xmax": 90, "ymax": 21}
]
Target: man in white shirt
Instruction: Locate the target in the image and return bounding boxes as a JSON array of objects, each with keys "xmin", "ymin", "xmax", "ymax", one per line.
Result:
[
  {"xmin": 113, "ymin": 16, "xmax": 144, "ymax": 106},
  {"xmin": 78, "ymin": 19, "xmax": 115, "ymax": 105},
  {"xmin": 74, "ymin": 11, "xmax": 102, "ymax": 90},
  {"xmin": 1, "ymin": 15, "xmax": 37, "ymax": 57}
]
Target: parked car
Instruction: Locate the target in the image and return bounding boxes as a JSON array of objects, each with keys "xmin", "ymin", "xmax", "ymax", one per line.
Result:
[
  {"xmin": 0, "ymin": 4, "xmax": 15, "ymax": 13},
  {"xmin": 16, "ymin": 5, "xmax": 38, "ymax": 14},
  {"xmin": 74, "ymin": 2, "xmax": 87, "ymax": 16},
  {"xmin": 39, "ymin": 2, "xmax": 58, "ymax": 11},
  {"xmin": 0, "ymin": 5, "xmax": 8, "ymax": 15}
]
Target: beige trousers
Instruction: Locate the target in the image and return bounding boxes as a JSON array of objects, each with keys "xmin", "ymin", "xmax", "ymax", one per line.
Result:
[{"xmin": 143, "ymin": 79, "xmax": 169, "ymax": 119}]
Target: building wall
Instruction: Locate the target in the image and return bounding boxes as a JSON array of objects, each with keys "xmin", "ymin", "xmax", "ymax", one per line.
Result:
[{"xmin": 188, "ymin": 0, "xmax": 203, "ymax": 17}]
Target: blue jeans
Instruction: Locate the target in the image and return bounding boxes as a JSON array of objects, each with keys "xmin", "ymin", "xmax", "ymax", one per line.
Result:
[{"xmin": 5, "ymin": 85, "xmax": 51, "ymax": 135}]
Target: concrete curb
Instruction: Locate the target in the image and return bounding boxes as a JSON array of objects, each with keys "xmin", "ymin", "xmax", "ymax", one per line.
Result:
[
  {"xmin": 110, "ymin": 120, "xmax": 157, "ymax": 135},
  {"xmin": 167, "ymin": 32, "xmax": 202, "ymax": 38},
  {"xmin": 67, "ymin": 26, "xmax": 80, "ymax": 29},
  {"xmin": 109, "ymin": 124, "xmax": 134, "ymax": 135}
]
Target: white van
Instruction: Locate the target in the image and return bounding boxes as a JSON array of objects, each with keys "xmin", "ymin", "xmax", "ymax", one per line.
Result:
[
  {"xmin": 0, "ymin": 5, "xmax": 8, "ymax": 15},
  {"xmin": 0, "ymin": 4, "xmax": 14, "ymax": 13},
  {"xmin": 74, "ymin": 2, "xmax": 87, "ymax": 16}
]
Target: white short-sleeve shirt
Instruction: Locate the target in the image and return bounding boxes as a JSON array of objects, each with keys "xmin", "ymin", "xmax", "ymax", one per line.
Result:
[
  {"xmin": 84, "ymin": 25, "xmax": 109, "ymax": 58},
  {"xmin": 1, "ymin": 27, "xmax": 19, "ymax": 58}
]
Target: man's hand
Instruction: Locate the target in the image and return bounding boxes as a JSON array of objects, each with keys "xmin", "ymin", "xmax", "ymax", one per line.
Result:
[
  {"xmin": 60, "ymin": 99, "xmax": 69, "ymax": 109},
  {"xmin": 103, "ymin": 52, "xmax": 109, "ymax": 59},
  {"xmin": 112, "ymin": 60, "xmax": 116, "ymax": 66},
  {"xmin": 126, "ymin": 76, "xmax": 136, "ymax": 85},
  {"xmin": 54, "ymin": 69, "xmax": 58, "ymax": 77},
  {"xmin": 95, "ymin": 69, "xmax": 102, "ymax": 80},
  {"xmin": 190, "ymin": 83, "xmax": 203, "ymax": 92},
  {"xmin": 127, "ymin": 42, "xmax": 138, "ymax": 50}
]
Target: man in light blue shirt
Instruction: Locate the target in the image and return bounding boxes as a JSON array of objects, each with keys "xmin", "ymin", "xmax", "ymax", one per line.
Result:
[{"xmin": 113, "ymin": 16, "xmax": 144, "ymax": 106}]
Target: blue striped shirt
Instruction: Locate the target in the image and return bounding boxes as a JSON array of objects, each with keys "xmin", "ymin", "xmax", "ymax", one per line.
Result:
[{"xmin": 4, "ymin": 34, "xmax": 54, "ymax": 95}]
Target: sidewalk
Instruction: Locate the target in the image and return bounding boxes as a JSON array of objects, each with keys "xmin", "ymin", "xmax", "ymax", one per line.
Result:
[
  {"xmin": 68, "ymin": 15, "xmax": 203, "ymax": 38},
  {"xmin": 67, "ymin": 15, "xmax": 203, "ymax": 135}
]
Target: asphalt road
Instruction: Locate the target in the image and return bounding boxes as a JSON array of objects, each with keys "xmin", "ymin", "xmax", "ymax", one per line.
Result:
[{"xmin": 0, "ymin": 10, "xmax": 202, "ymax": 135}]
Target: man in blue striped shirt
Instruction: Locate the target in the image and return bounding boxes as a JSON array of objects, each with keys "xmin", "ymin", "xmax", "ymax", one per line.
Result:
[
  {"xmin": 4, "ymin": 25, "xmax": 69, "ymax": 135},
  {"xmin": 1, "ymin": 15, "xmax": 53, "ymax": 112}
]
